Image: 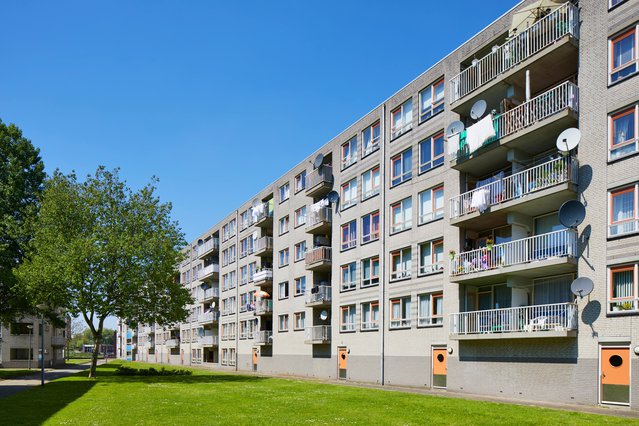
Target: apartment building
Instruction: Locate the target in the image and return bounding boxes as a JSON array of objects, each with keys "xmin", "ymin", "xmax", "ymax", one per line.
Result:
[
  {"xmin": 128, "ymin": 0, "xmax": 639, "ymax": 409},
  {"xmin": 0, "ymin": 316, "xmax": 68, "ymax": 368}
]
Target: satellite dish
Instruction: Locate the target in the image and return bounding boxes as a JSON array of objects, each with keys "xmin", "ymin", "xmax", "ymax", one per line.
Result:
[
  {"xmin": 556, "ymin": 128, "xmax": 581, "ymax": 153},
  {"xmin": 319, "ymin": 310, "xmax": 328, "ymax": 321},
  {"xmin": 570, "ymin": 277, "xmax": 594, "ymax": 299},
  {"xmin": 559, "ymin": 199, "xmax": 586, "ymax": 229},
  {"xmin": 252, "ymin": 198, "xmax": 261, "ymax": 208},
  {"xmin": 327, "ymin": 191, "xmax": 340, "ymax": 204},
  {"xmin": 313, "ymin": 153, "xmax": 325, "ymax": 169},
  {"xmin": 268, "ymin": 335, "xmax": 274, "ymax": 342},
  {"xmin": 470, "ymin": 99, "xmax": 487, "ymax": 120},
  {"xmin": 446, "ymin": 121, "xmax": 465, "ymax": 138},
  {"xmin": 210, "ymin": 301, "xmax": 216, "ymax": 309},
  {"xmin": 200, "ymin": 283, "xmax": 209, "ymax": 290}
]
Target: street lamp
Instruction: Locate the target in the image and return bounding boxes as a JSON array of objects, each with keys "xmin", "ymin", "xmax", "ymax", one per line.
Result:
[
  {"xmin": 36, "ymin": 304, "xmax": 48, "ymax": 386},
  {"xmin": 26, "ymin": 324, "xmax": 33, "ymax": 370}
]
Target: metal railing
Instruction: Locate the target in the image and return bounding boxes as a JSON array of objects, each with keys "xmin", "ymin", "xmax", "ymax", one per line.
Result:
[
  {"xmin": 306, "ymin": 246, "xmax": 331, "ymax": 266},
  {"xmin": 306, "ymin": 165, "xmax": 333, "ymax": 192},
  {"xmin": 165, "ymin": 339, "xmax": 179, "ymax": 348},
  {"xmin": 199, "ymin": 287, "xmax": 219, "ymax": 300},
  {"xmin": 305, "ymin": 285, "xmax": 332, "ymax": 305},
  {"xmin": 609, "ymin": 297, "xmax": 639, "ymax": 313},
  {"xmin": 250, "ymin": 202, "xmax": 273, "ymax": 225},
  {"xmin": 449, "ymin": 302, "xmax": 578, "ymax": 335},
  {"xmin": 195, "ymin": 238, "xmax": 219, "ymax": 258},
  {"xmin": 450, "ymin": 156, "xmax": 579, "ymax": 219},
  {"xmin": 254, "ymin": 330, "xmax": 273, "ymax": 344},
  {"xmin": 450, "ymin": 229, "xmax": 577, "ymax": 277},
  {"xmin": 305, "ymin": 325, "xmax": 331, "ymax": 343},
  {"xmin": 255, "ymin": 236, "xmax": 273, "ymax": 253},
  {"xmin": 198, "ymin": 311, "xmax": 220, "ymax": 323},
  {"xmin": 254, "ymin": 268, "xmax": 273, "ymax": 283},
  {"xmin": 307, "ymin": 207, "xmax": 332, "ymax": 229},
  {"xmin": 609, "ymin": 219, "xmax": 639, "ymax": 238},
  {"xmin": 255, "ymin": 299, "xmax": 273, "ymax": 315},
  {"xmin": 197, "ymin": 263, "xmax": 219, "ymax": 280},
  {"xmin": 450, "ymin": 2, "xmax": 579, "ymax": 102},
  {"xmin": 201, "ymin": 335, "xmax": 219, "ymax": 346}
]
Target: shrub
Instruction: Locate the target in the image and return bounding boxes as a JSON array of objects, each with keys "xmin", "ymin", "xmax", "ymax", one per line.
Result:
[{"xmin": 115, "ymin": 365, "xmax": 192, "ymax": 376}]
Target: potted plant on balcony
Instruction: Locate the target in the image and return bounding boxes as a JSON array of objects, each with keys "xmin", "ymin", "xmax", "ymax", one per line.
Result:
[
  {"xmin": 449, "ymin": 250, "xmax": 456, "ymax": 260},
  {"xmin": 485, "ymin": 238, "xmax": 494, "ymax": 251},
  {"xmin": 620, "ymin": 301, "xmax": 634, "ymax": 311}
]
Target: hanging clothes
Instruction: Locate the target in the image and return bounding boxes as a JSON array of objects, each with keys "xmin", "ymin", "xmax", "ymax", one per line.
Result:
[
  {"xmin": 466, "ymin": 114, "xmax": 496, "ymax": 154},
  {"xmin": 447, "ymin": 133, "xmax": 460, "ymax": 156}
]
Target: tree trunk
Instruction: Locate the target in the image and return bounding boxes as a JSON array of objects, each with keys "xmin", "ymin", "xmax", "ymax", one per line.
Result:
[{"xmin": 89, "ymin": 334, "xmax": 101, "ymax": 378}]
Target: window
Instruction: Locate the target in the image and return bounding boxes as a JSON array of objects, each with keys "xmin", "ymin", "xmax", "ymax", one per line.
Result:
[
  {"xmin": 610, "ymin": 0, "xmax": 627, "ymax": 8},
  {"xmin": 228, "ymin": 245, "xmax": 236, "ymax": 264},
  {"xmin": 419, "ymin": 185, "xmax": 444, "ymax": 224},
  {"xmin": 419, "ymin": 132, "xmax": 445, "ymax": 172},
  {"xmin": 279, "ymin": 182, "xmax": 290, "ymax": 202},
  {"xmin": 609, "ymin": 105, "xmax": 637, "ymax": 160},
  {"xmin": 341, "ymin": 220, "xmax": 357, "ymax": 250},
  {"xmin": 240, "ymin": 320, "xmax": 248, "ymax": 339},
  {"xmin": 10, "ymin": 323, "xmax": 32, "ymax": 335},
  {"xmin": 278, "ymin": 281, "xmax": 289, "ymax": 299},
  {"xmin": 341, "ymin": 136, "xmax": 358, "ymax": 169},
  {"xmin": 222, "ymin": 248, "xmax": 229, "ymax": 266},
  {"xmin": 240, "ymin": 238, "xmax": 248, "ymax": 258},
  {"xmin": 362, "ymin": 166, "xmax": 381, "ymax": 200},
  {"xmin": 418, "ymin": 293, "xmax": 444, "ymax": 326},
  {"xmin": 294, "ymin": 206, "xmax": 307, "ymax": 227},
  {"xmin": 419, "ymin": 79, "xmax": 444, "ymax": 122},
  {"xmin": 341, "ymin": 262, "xmax": 357, "ymax": 291},
  {"xmin": 240, "ymin": 265, "xmax": 248, "ymax": 285},
  {"xmin": 419, "ymin": 239, "xmax": 444, "ymax": 275},
  {"xmin": 390, "ymin": 247, "xmax": 412, "ymax": 281},
  {"xmin": 361, "ymin": 301, "xmax": 379, "ymax": 330},
  {"xmin": 361, "ymin": 211, "xmax": 380, "ymax": 243},
  {"xmin": 390, "ymin": 297, "xmax": 411, "ymax": 328},
  {"xmin": 391, "ymin": 197, "xmax": 412, "ymax": 233},
  {"xmin": 247, "ymin": 236, "xmax": 254, "ymax": 255},
  {"xmin": 240, "ymin": 293, "xmax": 249, "ymax": 312},
  {"xmin": 391, "ymin": 149, "xmax": 412, "ymax": 186},
  {"xmin": 294, "ymin": 312, "xmax": 306, "ymax": 330},
  {"xmin": 361, "ymin": 256, "xmax": 380, "ymax": 287},
  {"xmin": 341, "ymin": 178, "xmax": 358, "ymax": 209},
  {"xmin": 222, "ymin": 224, "xmax": 229, "ymax": 242},
  {"xmin": 279, "ymin": 314, "xmax": 289, "ymax": 332},
  {"xmin": 279, "ymin": 248, "xmax": 290, "ymax": 267},
  {"xmin": 294, "ymin": 241, "xmax": 307, "ymax": 262},
  {"xmin": 340, "ymin": 305, "xmax": 356, "ymax": 332},
  {"xmin": 609, "ymin": 185, "xmax": 638, "ymax": 237},
  {"xmin": 229, "ymin": 219, "xmax": 236, "ymax": 237},
  {"xmin": 240, "ymin": 210, "xmax": 249, "ymax": 230},
  {"xmin": 362, "ymin": 122, "xmax": 380, "ymax": 157},
  {"xmin": 279, "ymin": 215, "xmax": 290, "ymax": 235},
  {"xmin": 295, "ymin": 171, "xmax": 306, "ymax": 193},
  {"xmin": 222, "ymin": 273, "xmax": 230, "ymax": 291},
  {"xmin": 610, "ymin": 27, "xmax": 637, "ymax": 84},
  {"xmin": 391, "ymin": 98, "xmax": 413, "ymax": 139},
  {"xmin": 294, "ymin": 276, "xmax": 306, "ymax": 296},
  {"xmin": 229, "ymin": 272, "xmax": 237, "ymax": 288},
  {"xmin": 249, "ymin": 262, "xmax": 256, "ymax": 282},
  {"xmin": 609, "ymin": 264, "xmax": 638, "ymax": 312}
]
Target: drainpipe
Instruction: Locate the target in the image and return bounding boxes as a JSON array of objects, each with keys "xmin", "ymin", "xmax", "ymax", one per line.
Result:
[{"xmin": 380, "ymin": 103, "xmax": 387, "ymax": 386}]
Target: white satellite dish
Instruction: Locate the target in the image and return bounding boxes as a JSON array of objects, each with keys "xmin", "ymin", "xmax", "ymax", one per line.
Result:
[
  {"xmin": 446, "ymin": 121, "xmax": 465, "ymax": 138},
  {"xmin": 556, "ymin": 128, "xmax": 581, "ymax": 154},
  {"xmin": 210, "ymin": 301, "xmax": 216, "ymax": 309},
  {"xmin": 470, "ymin": 99, "xmax": 488, "ymax": 120},
  {"xmin": 319, "ymin": 310, "xmax": 329, "ymax": 321},
  {"xmin": 571, "ymin": 277, "xmax": 594, "ymax": 299}
]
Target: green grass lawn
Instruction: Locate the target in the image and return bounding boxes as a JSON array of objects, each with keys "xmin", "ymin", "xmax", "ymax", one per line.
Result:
[
  {"xmin": 64, "ymin": 358, "xmax": 93, "ymax": 365},
  {"xmin": 0, "ymin": 361, "xmax": 636, "ymax": 425},
  {"xmin": 0, "ymin": 369, "xmax": 36, "ymax": 380}
]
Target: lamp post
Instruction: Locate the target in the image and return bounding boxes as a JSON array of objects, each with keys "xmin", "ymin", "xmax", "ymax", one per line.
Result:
[
  {"xmin": 26, "ymin": 324, "xmax": 33, "ymax": 370},
  {"xmin": 36, "ymin": 304, "xmax": 48, "ymax": 386}
]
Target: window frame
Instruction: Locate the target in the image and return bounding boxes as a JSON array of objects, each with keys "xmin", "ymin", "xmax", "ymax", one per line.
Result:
[
  {"xmin": 390, "ymin": 247, "xmax": 412, "ymax": 281},
  {"xmin": 419, "ymin": 132, "xmax": 445, "ymax": 173},
  {"xmin": 417, "ymin": 292, "xmax": 444, "ymax": 327},
  {"xmin": 361, "ymin": 210, "xmax": 380, "ymax": 244},
  {"xmin": 278, "ymin": 314, "xmax": 289, "ymax": 332},
  {"xmin": 361, "ymin": 256, "xmax": 380, "ymax": 288},
  {"xmin": 419, "ymin": 185, "xmax": 445, "ymax": 224},
  {"xmin": 294, "ymin": 241, "xmax": 307, "ymax": 262},
  {"xmin": 609, "ymin": 184, "xmax": 639, "ymax": 237},
  {"xmin": 341, "ymin": 220, "xmax": 357, "ymax": 251},
  {"xmin": 361, "ymin": 301, "xmax": 379, "ymax": 330},
  {"xmin": 390, "ymin": 148, "xmax": 413, "ymax": 187},
  {"xmin": 391, "ymin": 98, "xmax": 413, "ymax": 140},
  {"xmin": 418, "ymin": 239, "xmax": 444, "ymax": 275},
  {"xmin": 390, "ymin": 297, "xmax": 411, "ymax": 329},
  {"xmin": 279, "ymin": 247, "xmax": 290, "ymax": 267},
  {"xmin": 419, "ymin": 79, "xmax": 445, "ymax": 123},
  {"xmin": 294, "ymin": 205, "xmax": 307, "ymax": 228},
  {"xmin": 361, "ymin": 165, "xmax": 381, "ymax": 200},
  {"xmin": 279, "ymin": 215, "xmax": 290, "ymax": 235},
  {"xmin": 390, "ymin": 197, "xmax": 412, "ymax": 234},
  {"xmin": 362, "ymin": 121, "xmax": 381, "ymax": 157},
  {"xmin": 294, "ymin": 276, "xmax": 306, "ymax": 296},
  {"xmin": 340, "ymin": 262, "xmax": 357, "ymax": 292},
  {"xmin": 340, "ymin": 304, "xmax": 356, "ymax": 332},
  {"xmin": 341, "ymin": 178, "xmax": 358, "ymax": 210},
  {"xmin": 279, "ymin": 182, "xmax": 290, "ymax": 203},
  {"xmin": 341, "ymin": 135, "xmax": 358, "ymax": 170},
  {"xmin": 294, "ymin": 312, "xmax": 306, "ymax": 330},
  {"xmin": 609, "ymin": 105, "xmax": 638, "ymax": 161},
  {"xmin": 608, "ymin": 264, "xmax": 638, "ymax": 313},
  {"xmin": 294, "ymin": 170, "xmax": 306, "ymax": 193},
  {"xmin": 609, "ymin": 26, "xmax": 638, "ymax": 84},
  {"xmin": 278, "ymin": 281, "xmax": 289, "ymax": 300}
]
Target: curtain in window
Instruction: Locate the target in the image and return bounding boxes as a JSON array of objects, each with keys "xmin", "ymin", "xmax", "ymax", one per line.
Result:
[
  {"xmin": 613, "ymin": 113, "xmax": 635, "ymax": 145},
  {"xmin": 614, "ymin": 34, "xmax": 635, "ymax": 69},
  {"xmin": 434, "ymin": 190, "xmax": 444, "ymax": 215},
  {"xmin": 392, "ymin": 302, "xmax": 401, "ymax": 320},
  {"xmin": 420, "ymin": 191, "xmax": 432, "ymax": 217},
  {"xmin": 362, "ymin": 303, "xmax": 370, "ymax": 322},
  {"xmin": 402, "ymin": 249, "xmax": 412, "ymax": 272},
  {"xmin": 421, "ymin": 244, "xmax": 432, "ymax": 267},
  {"xmin": 533, "ymin": 275, "xmax": 573, "ymax": 304},
  {"xmin": 612, "ymin": 269, "xmax": 634, "ymax": 299},
  {"xmin": 419, "ymin": 295, "xmax": 431, "ymax": 319},
  {"xmin": 434, "ymin": 296, "xmax": 443, "ymax": 316},
  {"xmin": 421, "ymin": 87, "xmax": 433, "ymax": 114},
  {"xmin": 613, "ymin": 191, "xmax": 634, "ymax": 222}
]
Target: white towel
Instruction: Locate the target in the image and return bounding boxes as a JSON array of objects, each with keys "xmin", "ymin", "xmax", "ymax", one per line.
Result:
[
  {"xmin": 471, "ymin": 188, "xmax": 489, "ymax": 213},
  {"xmin": 447, "ymin": 134, "xmax": 460, "ymax": 156},
  {"xmin": 466, "ymin": 114, "xmax": 496, "ymax": 154}
]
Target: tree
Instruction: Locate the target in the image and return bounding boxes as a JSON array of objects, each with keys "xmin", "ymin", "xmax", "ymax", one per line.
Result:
[
  {"xmin": 0, "ymin": 119, "xmax": 45, "ymax": 322},
  {"xmin": 19, "ymin": 167, "xmax": 191, "ymax": 377}
]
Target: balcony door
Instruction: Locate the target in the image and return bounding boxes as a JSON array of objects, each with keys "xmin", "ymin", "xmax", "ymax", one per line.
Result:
[{"xmin": 600, "ymin": 346, "xmax": 630, "ymax": 405}]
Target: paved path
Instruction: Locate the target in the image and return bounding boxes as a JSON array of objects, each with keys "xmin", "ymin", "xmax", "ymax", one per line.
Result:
[{"xmin": 0, "ymin": 361, "xmax": 103, "ymax": 399}]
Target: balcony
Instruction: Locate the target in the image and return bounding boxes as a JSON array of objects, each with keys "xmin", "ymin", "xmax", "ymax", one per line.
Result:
[
  {"xmin": 201, "ymin": 335, "xmax": 219, "ymax": 347},
  {"xmin": 199, "ymin": 286, "xmax": 219, "ymax": 301},
  {"xmin": 306, "ymin": 206, "xmax": 332, "ymax": 235},
  {"xmin": 198, "ymin": 311, "xmax": 220, "ymax": 324},
  {"xmin": 250, "ymin": 202, "xmax": 274, "ymax": 228},
  {"xmin": 254, "ymin": 299, "xmax": 273, "ymax": 316},
  {"xmin": 253, "ymin": 330, "xmax": 273, "ymax": 346},
  {"xmin": 449, "ymin": 156, "xmax": 579, "ymax": 228},
  {"xmin": 451, "ymin": 81, "xmax": 579, "ymax": 175},
  {"xmin": 305, "ymin": 285, "xmax": 332, "ymax": 307},
  {"xmin": 51, "ymin": 336, "xmax": 66, "ymax": 347},
  {"xmin": 196, "ymin": 238, "xmax": 219, "ymax": 259},
  {"xmin": 304, "ymin": 325, "xmax": 331, "ymax": 344},
  {"xmin": 449, "ymin": 302, "xmax": 578, "ymax": 340},
  {"xmin": 305, "ymin": 246, "xmax": 331, "ymax": 271},
  {"xmin": 450, "ymin": 229, "xmax": 577, "ymax": 285},
  {"xmin": 165, "ymin": 339, "xmax": 179, "ymax": 348},
  {"xmin": 253, "ymin": 268, "xmax": 273, "ymax": 286},
  {"xmin": 306, "ymin": 165, "xmax": 333, "ymax": 198},
  {"xmin": 254, "ymin": 236, "xmax": 274, "ymax": 257},
  {"xmin": 197, "ymin": 263, "xmax": 219, "ymax": 281},
  {"xmin": 450, "ymin": 2, "xmax": 579, "ymax": 108}
]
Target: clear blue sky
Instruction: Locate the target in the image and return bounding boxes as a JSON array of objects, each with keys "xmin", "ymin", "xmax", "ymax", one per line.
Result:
[{"xmin": 1, "ymin": 1, "xmax": 516, "ymax": 329}]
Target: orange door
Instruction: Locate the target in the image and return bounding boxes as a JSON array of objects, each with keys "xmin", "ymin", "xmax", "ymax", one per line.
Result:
[
  {"xmin": 600, "ymin": 347, "xmax": 630, "ymax": 405},
  {"xmin": 432, "ymin": 348, "xmax": 447, "ymax": 389},
  {"xmin": 338, "ymin": 348, "xmax": 348, "ymax": 379}
]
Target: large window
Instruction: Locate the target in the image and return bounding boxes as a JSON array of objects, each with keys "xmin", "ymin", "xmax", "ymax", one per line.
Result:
[
  {"xmin": 609, "ymin": 185, "xmax": 638, "ymax": 237},
  {"xmin": 361, "ymin": 301, "xmax": 379, "ymax": 330},
  {"xmin": 294, "ymin": 241, "xmax": 307, "ymax": 262},
  {"xmin": 295, "ymin": 170, "xmax": 306, "ymax": 193},
  {"xmin": 610, "ymin": 0, "xmax": 627, "ymax": 8},
  {"xmin": 340, "ymin": 305, "xmax": 356, "ymax": 332},
  {"xmin": 341, "ymin": 178, "xmax": 358, "ymax": 210},
  {"xmin": 419, "ymin": 132, "xmax": 445, "ymax": 173},
  {"xmin": 390, "ymin": 297, "xmax": 411, "ymax": 328},
  {"xmin": 419, "ymin": 239, "xmax": 444, "ymax": 275},
  {"xmin": 341, "ymin": 262, "xmax": 357, "ymax": 291},
  {"xmin": 294, "ymin": 206, "xmax": 307, "ymax": 227},
  {"xmin": 610, "ymin": 27, "xmax": 637, "ymax": 84},
  {"xmin": 361, "ymin": 211, "xmax": 380, "ymax": 243},
  {"xmin": 609, "ymin": 264, "xmax": 638, "ymax": 312},
  {"xmin": 391, "ymin": 99, "xmax": 413, "ymax": 139},
  {"xmin": 295, "ymin": 276, "xmax": 306, "ymax": 296},
  {"xmin": 419, "ymin": 185, "xmax": 444, "ymax": 224},
  {"xmin": 418, "ymin": 293, "xmax": 443, "ymax": 326},
  {"xmin": 279, "ymin": 182, "xmax": 290, "ymax": 202},
  {"xmin": 419, "ymin": 79, "xmax": 445, "ymax": 122},
  {"xmin": 390, "ymin": 247, "xmax": 412, "ymax": 281},
  {"xmin": 361, "ymin": 256, "xmax": 380, "ymax": 287},
  {"xmin": 391, "ymin": 149, "xmax": 412, "ymax": 186},
  {"xmin": 341, "ymin": 136, "xmax": 358, "ymax": 169},
  {"xmin": 341, "ymin": 220, "xmax": 357, "ymax": 250},
  {"xmin": 362, "ymin": 122, "xmax": 381, "ymax": 157},
  {"xmin": 609, "ymin": 105, "xmax": 637, "ymax": 160},
  {"xmin": 362, "ymin": 166, "xmax": 381, "ymax": 200},
  {"xmin": 391, "ymin": 197, "xmax": 412, "ymax": 233}
]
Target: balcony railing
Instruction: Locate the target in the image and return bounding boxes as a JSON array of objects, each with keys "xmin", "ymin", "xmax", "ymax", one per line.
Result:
[
  {"xmin": 609, "ymin": 219, "xmax": 639, "ymax": 238},
  {"xmin": 255, "ymin": 299, "xmax": 273, "ymax": 315},
  {"xmin": 305, "ymin": 246, "xmax": 331, "ymax": 267},
  {"xmin": 450, "ymin": 2, "xmax": 579, "ymax": 102},
  {"xmin": 306, "ymin": 165, "xmax": 333, "ymax": 194},
  {"xmin": 250, "ymin": 202, "xmax": 273, "ymax": 226},
  {"xmin": 450, "ymin": 156, "xmax": 579, "ymax": 219},
  {"xmin": 254, "ymin": 268, "xmax": 273, "ymax": 285},
  {"xmin": 198, "ymin": 311, "xmax": 220, "ymax": 324},
  {"xmin": 451, "ymin": 229, "xmax": 577, "ymax": 277},
  {"xmin": 201, "ymin": 335, "xmax": 219, "ymax": 346},
  {"xmin": 306, "ymin": 207, "xmax": 332, "ymax": 229},
  {"xmin": 51, "ymin": 336, "xmax": 66, "ymax": 346},
  {"xmin": 196, "ymin": 238, "xmax": 219, "ymax": 258},
  {"xmin": 305, "ymin": 285, "xmax": 332, "ymax": 306},
  {"xmin": 199, "ymin": 287, "xmax": 219, "ymax": 301},
  {"xmin": 255, "ymin": 236, "xmax": 273, "ymax": 254},
  {"xmin": 197, "ymin": 263, "xmax": 219, "ymax": 280},
  {"xmin": 305, "ymin": 325, "xmax": 331, "ymax": 344},
  {"xmin": 450, "ymin": 81, "xmax": 579, "ymax": 161},
  {"xmin": 165, "ymin": 339, "xmax": 179, "ymax": 348},
  {"xmin": 253, "ymin": 330, "xmax": 273, "ymax": 345},
  {"xmin": 609, "ymin": 298, "xmax": 639, "ymax": 313},
  {"xmin": 449, "ymin": 302, "xmax": 578, "ymax": 336}
]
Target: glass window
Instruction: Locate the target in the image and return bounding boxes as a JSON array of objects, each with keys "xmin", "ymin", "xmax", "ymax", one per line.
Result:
[
  {"xmin": 362, "ymin": 166, "xmax": 381, "ymax": 200},
  {"xmin": 240, "ymin": 210, "xmax": 249, "ymax": 230},
  {"xmin": 609, "ymin": 106, "xmax": 637, "ymax": 160},
  {"xmin": 362, "ymin": 122, "xmax": 381, "ymax": 157},
  {"xmin": 279, "ymin": 182, "xmax": 290, "ymax": 202},
  {"xmin": 362, "ymin": 211, "xmax": 380, "ymax": 243},
  {"xmin": 294, "ymin": 312, "xmax": 305, "ymax": 330},
  {"xmin": 419, "ymin": 239, "xmax": 444, "ymax": 275},
  {"xmin": 279, "ymin": 215, "xmax": 289, "ymax": 235},
  {"xmin": 278, "ymin": 281, "xmax": 289, "ymax": 299},
  {"xmin": 361, "ymin": 257, "xmax": 380, "ymax": 287},
  {"xmin": 609, "ymin": 265, "xmax": 637, "ymax": 311},
  {"xmin": 418, "ymin": 293, "xmax": 444, "ymax": 326},
  {"xmin": 279, "ymin": 314, "xmax": 289, "ymax": 332},
  {"xmin": 390, "ymin": 297, "xmax": 411, "ymax": 328},
  {"xmin": 390, "ymin": 247, "xmax": 412, "ymax": 281},
  {"xmin": 340, "ymin": 305, "xmax": 356, "ymax": 332},
  {"xmin": 294, "ymin": 241, "xmax": 307, "ymax": 262},
  {"xmin": 294, "ymin": 276, "xmax": 306, "ymax": 295},
  {"xmin": 419, "ymin": 79, "xmax": 445, "ymax": 122},
  {"xmin": 341, "ymin": 262, "xmax": 357, "ymax": 291},
  {"xmin": 391, "ymin": 149, "xmax": 412, "ymax": 186},
  {"xmin": 240, "ymin": 265, "xmax": 248, "ymax": 285},
  {"xmin": 610, "ymin": 28, "xmax": 637, "ymax": 83},
  {"xmin": 341, "ymin": 136, "xmax": 358, "ymax": 169},
  {"xmin": 341, "ymin": 178, "xmax": 358, "ymax": 209},
  {"xmin": 279, "ymin": 248, "xmax": 289, "ymax": 267},
  {"xmin": 391, "ymin": 99, "xmax": 413, "ymax": 139},
  {"xmin": 419, "ymin": 132, "xmax": 445, "ymax": 173},
  {"xmin": 419, "ymin": 185, "xmax": 444, "ymax": 224},
  {"xmin": 341, "ymin": 220, "xmax": 357, "ymax": 250},
  {"xmin": 294, "ymin": 206, "xmax": 307, "ymax": 227},
  {"xmin": 391, "ymin": 197, "xmax": 412, "ymax": 233},
  {"xmin": 361, "ymin": 301, "xmax": 379, "ymax": 330},
  {"xmin": 610, "ymin": 185, "xmax": 638, "ymax": 237},
  {"xmin": 295, "ymin": 171, "xmax": 306, "ymax": 193}
]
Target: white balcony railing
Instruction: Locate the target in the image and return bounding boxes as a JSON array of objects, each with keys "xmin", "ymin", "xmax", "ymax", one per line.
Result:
[
  {"xmin": 198, "ymin": 311, "xmax": 220, "ymax": 324},
  {"xmin": 450, "ymin": 2, "xmax": 579, "ymax": 102},
  {"xmin": 449, "ymin": 302, "xmax": 578, "ymax": 336},
  {"xmin": 450, "ymin": 156, "xmax": 579, "ymax": 219},
  {"xmin": 197, "ymin": 263, "xmax": 219, "ymax": 280},
  {"xmin": 165, "ymin": 339, "xmax": 179, "ymax": 348},
  {"xmin": 254, "ymin": 268, "xmax": 273, "ymax": 283},
  {"xmin": 250, "ymin": 202, "xmax": 273, "ymax": 225},
  {"xmin": 305, "ymin": 325, "xmax": 331, "ymax": 343},
  {"xmin": 307, "ymin": 207, "xmax": 332, "ymax": 229},
  {"xmin": 609, "ymin": 219, "xmax": 639, "ymax": 238},
  {"xmin": 305, "ymin": 285, "xmax": 332, "ymax": 305},
  {"xmin": 255, "ymin": 236, "xmax": 273, "ymax": 253},
  {"xmin": 201, "ymin": 335, "xmax": 219, "ymax": 346},
  {"xmin": 254, "ymin": 330, "xmax": 273, "ymax": 345},
  {"xmin": 199, "ymin": 287, "xmax": 219, "ymax": 301},
  {"xmin": 255, "ymin": 299, "xmax": 273, "ymax": 315},
  {"xmin": 196, "ymin": 238, "xmax": 219, "ymax": 258},
  {"xmin": 451, "ymin": 229, "xmax": 577, "ymax": 277}
]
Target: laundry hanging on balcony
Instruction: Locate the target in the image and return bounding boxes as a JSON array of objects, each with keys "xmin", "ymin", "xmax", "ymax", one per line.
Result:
[
  {"xmin": 466, "ymin": 114, "xmax": 497, "ymax": 154},
  {"xmin": 471, "ymin": 187, "xmax": 490, "ymax": 213},
  {"xmin": 447, "ymin": 133, "xmax": 460, "ymax": 156},
  {"xmin": 251, "ymin": 203, "xmax": 264, "ymax": 222}
]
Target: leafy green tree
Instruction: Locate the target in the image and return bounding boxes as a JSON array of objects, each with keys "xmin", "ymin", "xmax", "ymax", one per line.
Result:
[
  {"xmin": 0, "ymin": 119, "xmax": 45, "ymax": 322},
  {"xmin": 19, "ymin": 167, "xmax": 190, "ymax": 377}
]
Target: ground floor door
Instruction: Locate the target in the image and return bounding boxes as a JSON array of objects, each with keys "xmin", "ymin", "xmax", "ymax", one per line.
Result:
[
  {"xmin": 338, "ymin": 347, "xmax": 347, "ymax": 379},
  {"xmin": 600, "ymin": 346, "xmax": 630, "ymax": 405},
  {"xmin": 432, "ymin": 348, "xmax": 447, "ymax": 389},
  {"xmin": 252, "ymin": 348, "xmax": 258, "ymax": 371}
]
